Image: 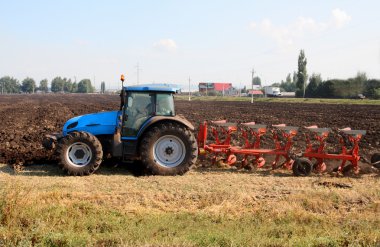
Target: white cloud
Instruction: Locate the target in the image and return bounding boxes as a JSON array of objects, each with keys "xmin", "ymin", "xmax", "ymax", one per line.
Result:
[
  {"xmin": 250, "ymin": 9, "xmax": 351, "ymax": 47},
  {"xmin": 153, "ymin": 39, "xmax": 178, "ymax": 52},
  {"xmin": 332, "ymin": 8, "xmax": 352, "ymax": 28}
]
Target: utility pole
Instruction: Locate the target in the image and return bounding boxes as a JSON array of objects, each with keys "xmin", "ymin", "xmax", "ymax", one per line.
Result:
[
  {"xmin": 303, "ymin": 75, "xmax": 306, "ymax": 98},
  {"xmin": 251, "ymin": 68, "xmax": 255, "ymax": 103},
  {"xmin": 136, "ymin": 63, "xmax": 140, "ymax": 85},
  {"xmin": 94, "ymin": 75, "xmax": 96, "ymax": 93},
  {"xmin": 301, "ymin": 72, "xmax": 305, "ymax": 98}
]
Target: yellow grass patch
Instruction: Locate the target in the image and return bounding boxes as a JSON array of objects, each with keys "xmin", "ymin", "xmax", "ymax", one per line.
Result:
[{"xmin": 1, "ymin": 163, "xmax": 379, "ymax": 246}]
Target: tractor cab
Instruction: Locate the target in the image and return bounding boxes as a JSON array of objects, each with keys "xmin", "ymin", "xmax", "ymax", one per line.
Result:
[{"xmin": 121, "ymin": 85, "xmax": 178, "ymax": 137}]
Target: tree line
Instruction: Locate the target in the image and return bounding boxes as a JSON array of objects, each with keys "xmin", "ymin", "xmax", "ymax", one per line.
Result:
[
  {"xmin": 272, "ymin": 50, "xmax": 380, "ymax": 99},
  {"xmin": 0, "ymin": 76, "xmax": 107, "ymax": 94}
]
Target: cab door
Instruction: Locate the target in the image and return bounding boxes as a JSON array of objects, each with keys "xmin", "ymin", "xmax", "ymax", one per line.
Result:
[{"xmin": 122, "ymin": 92, "xmax": 154, "ymax": 138}]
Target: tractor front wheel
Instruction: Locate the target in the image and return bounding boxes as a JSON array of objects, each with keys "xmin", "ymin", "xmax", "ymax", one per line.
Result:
[
  {"xmin": 57, "ymin": 132, "xmax": 103, "ymax": 176},
  {"xmin": 139, "ymin": 123, "xmax": 198, "ymax": 175}
]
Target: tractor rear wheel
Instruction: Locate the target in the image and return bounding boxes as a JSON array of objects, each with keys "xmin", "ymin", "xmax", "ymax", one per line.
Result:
[
  {"xmin": 292, "ymin": 158, "xmax": 313, "ymax": 176},
  {"xmin": 139, "ymin": 123, "xmax": 198, "ymax": 175},
  {"xmin": 57, "ymin": 132, "xmax": 103, "ymax": 176}
]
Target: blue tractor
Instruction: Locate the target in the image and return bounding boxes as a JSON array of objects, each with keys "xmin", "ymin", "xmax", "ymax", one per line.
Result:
[{"xmin": 43, "ymin": 76, "xmax": 198, "ymax": 176}]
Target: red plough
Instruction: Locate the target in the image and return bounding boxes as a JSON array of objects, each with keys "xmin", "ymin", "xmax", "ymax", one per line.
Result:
[
  {"xmin": 197, "ymin": 120, "xmax": 238, "ymax": 166},
  {"xmin": 197, "ymin": 120, "xmax": 367, "ymax": 176},
  {"xmin": 230, "ymin": 123, "xmax": 298, "ymax": 170},
  {"xmin": 302, "ymin": 126, "xmax": 366, "ymax": 175}
]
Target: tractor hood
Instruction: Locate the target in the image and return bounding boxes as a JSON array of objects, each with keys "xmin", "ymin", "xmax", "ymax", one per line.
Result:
[{"xmin": 63, "ymin": 111, "xmax": 121, "ymax": 136}]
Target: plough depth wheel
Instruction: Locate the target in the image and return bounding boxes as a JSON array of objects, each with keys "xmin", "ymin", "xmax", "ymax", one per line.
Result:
[
  {"xmin": 292, "ymin": 158, "xmax": 313, "ymax": 176},
  {"xmin": 371, "ymin": 153, "xmax": 380, "ymax": 169}
]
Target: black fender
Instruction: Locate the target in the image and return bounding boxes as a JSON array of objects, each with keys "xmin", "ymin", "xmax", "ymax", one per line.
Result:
[{"xmin": 137, "ymin": 115, "xmax": 195, "ymax": 138}]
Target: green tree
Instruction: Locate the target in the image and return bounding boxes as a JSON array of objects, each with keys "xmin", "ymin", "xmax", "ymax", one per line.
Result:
[
  {"xmin": 296, "ymin": 50, "xmax": 308, "ymax": 97},
  {"xmin": 279, "ymin": 73, "xmax": 297, "ymax": 92},
  {"xmin": 305, "ymin": 74, "xmax": 322, "ymax": 98},
  {"xmin": 280, "ymin": 81, "xmax": 296, "ymax": 92},
  {"xmin": 101, "ymin": 81, "xmax": 106, "ymax": 94},
  {"xmin": 71, "ymin": 82, "xmax": 78, "ymax": 93},
  {"xmin": 252, "ymin": 76, "xmax": 261, "ymax": 86},
  {"xmin": 364, "ymin": 79, "xmax": 380, "ymax": 99},
  {"xmin": 51, "ymin": 77, "xmax": 64, "ymax": 93},
  {"xmin": 21, "ymin": 77, "xmax": 36, "ymax": 93},
  {"xmin": 292, "ymin": 71, "xmax": 298, "ymax": 85},
  {"xmin": 39, "ymin": 79, "xmax": 49, "ymax": 93},
  {"xmin": 63, "ymin": 78, "xmax": 73, "ymax": 92},
  {"xmin": 374, "ymin": 88, "xmax": 380, "ymax": 99},
  {"xmin": 0, "ymin": 76, "xmax": 21, "ymax": 93},
  {"xmin": 286, "ymin": 73, "xmax": 292, "ymax": 84},
  {"xmin": 77, "ymin": 79, "xmax": 94, "ymax": 93},
  {"xmin": 352, "ymin": 72, "xmax": 367, "ymax": 96},
  {"xmin": 316, "ymin": 80, "xmax": 336, "ymax": 98}
]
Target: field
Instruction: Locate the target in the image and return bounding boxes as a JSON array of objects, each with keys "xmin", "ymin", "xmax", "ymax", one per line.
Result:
[
  {"xmin": 0, "ymin": 94, "xmax": 379, "ymax": 166},
  {"xmin": 0, "ymin": 94, "xmax": 380, "ymax": 246}
]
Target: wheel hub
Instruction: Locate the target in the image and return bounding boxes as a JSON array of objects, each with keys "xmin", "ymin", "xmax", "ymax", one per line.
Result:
[
  {"xmin": 153, "ymin": 135, "xmax": 186, "ymax": 168},
  {"xmin": 165, "ymin": 147, "xmax": 174, "ymax": 155},
  {"xmin": 74, "ymin": 149, "xmax": 85, "ymax": 159},
  {"xmin": 66, "ymin": 142, "xmax": 92, "ymax": 167}
]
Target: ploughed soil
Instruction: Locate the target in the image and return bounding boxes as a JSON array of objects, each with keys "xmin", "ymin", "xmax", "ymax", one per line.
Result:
[{"xmin": 0, "ymin": 94, "xmax": 379, "ymax": 172}]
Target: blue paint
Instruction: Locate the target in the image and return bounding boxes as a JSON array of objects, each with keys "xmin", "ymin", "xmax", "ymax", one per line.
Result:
[
  {"xmin": 63, "ymin": 110, "xmax": 121, "ymax": 136},
  {"xmin": 124, "ymin": 84, "xmax": 181, "ymax": 93}
]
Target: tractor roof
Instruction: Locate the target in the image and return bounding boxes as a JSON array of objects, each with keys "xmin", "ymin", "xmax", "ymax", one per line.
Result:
[{"xmin": 124, "ymin": 84, "xmax": 181, "ymax": 93}]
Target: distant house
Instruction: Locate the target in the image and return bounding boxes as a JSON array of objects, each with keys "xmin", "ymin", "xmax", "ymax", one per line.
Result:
[
  {"xmin": 248, "ymin": 90, "xmax": 264, "ymax": 97},
  {"xmin": 198, "ymin": 82, "xmax": 235, "ymax": 95}
]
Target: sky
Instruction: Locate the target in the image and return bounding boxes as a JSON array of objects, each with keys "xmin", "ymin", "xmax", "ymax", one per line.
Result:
[{"xmin": 1, "ymin": 0, "xmax": 380, "ymax": 91}]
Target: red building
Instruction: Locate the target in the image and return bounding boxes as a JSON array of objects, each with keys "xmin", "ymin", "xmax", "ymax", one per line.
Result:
[
  {"xmin": 248, "ymin": 90, "xmax": 264, "ymax": 97},
  {"xmin": 198, "ymin": 82, "xmax": 233, "ymax": 93}
]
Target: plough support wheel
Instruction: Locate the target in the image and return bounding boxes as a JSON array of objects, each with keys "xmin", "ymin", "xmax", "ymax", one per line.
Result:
[
  {"xmin": 293, "ymin": 158, "xmax": 313, "ymax": 176},
  {"xmin": 371, "ymin": 153, "xmax": 380, "ymax": 169}
]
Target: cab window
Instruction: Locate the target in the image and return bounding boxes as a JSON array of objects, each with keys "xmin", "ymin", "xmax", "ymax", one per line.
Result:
[
  {"xmin": 122, "ymin": 92, "xmax": 154, "ymax": 136},
  {"xmin": 156, "ymin": 93, "xmax": 174, "ymax": 116}
]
